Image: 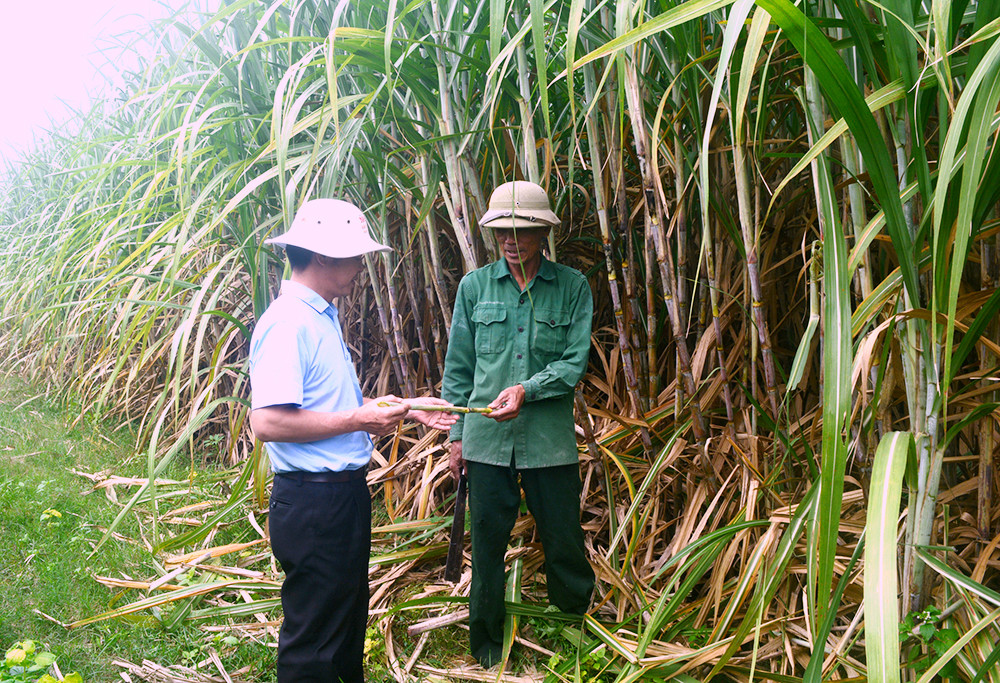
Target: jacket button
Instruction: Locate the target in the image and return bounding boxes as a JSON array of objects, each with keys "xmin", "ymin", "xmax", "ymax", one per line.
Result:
[
  {"xmin": 517, "ymin": 354, "xmax": 522, "ymax": 359},
  {"xmin": 518, "ymin": 326, "xmax": 524, "ymax": 332}
]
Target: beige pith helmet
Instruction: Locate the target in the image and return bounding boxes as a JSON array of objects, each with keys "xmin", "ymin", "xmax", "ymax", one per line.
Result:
[
  {"xmin": 478, "ymin": 181, "xmax": 559, "ymax": 229},
  {"xmin": 265, "ymin": 198, "xmax": 392, "ymax": 258}
]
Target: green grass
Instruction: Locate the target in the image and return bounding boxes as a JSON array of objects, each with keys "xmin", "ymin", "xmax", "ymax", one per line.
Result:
[{"xmin": 0, "ymin": 377, "xmax": 276, "ymax": 681}]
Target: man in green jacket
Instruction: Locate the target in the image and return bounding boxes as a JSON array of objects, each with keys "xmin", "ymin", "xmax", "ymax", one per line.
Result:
[{"xmin": 442, "ymin": 180, "xmax": 595, "ymax": 668}]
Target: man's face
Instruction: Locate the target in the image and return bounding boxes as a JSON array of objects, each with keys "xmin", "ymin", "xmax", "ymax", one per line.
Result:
[
  {"xmin": 493, "ymin": 227, "xmax": 548, "ymax": 271},
  {"xmin": 323, "ymin": 255, "xmax": 366, "ymax": 298}
]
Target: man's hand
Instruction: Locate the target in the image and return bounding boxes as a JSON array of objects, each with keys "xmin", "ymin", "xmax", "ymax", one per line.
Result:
[
  {"xmin": 485, "ymin": 384, "xmax": 525, "ymax": 422},
  {"xmin": 449, "ymin": 440, "xmax": 466, "ymax": 480},
  {"xmin": 356, "ymin": 395, "xmax": 409, "ymax": 435},
  {"xmin": 251, "ymin": 398, "xmax": 407, "ymax": 443},
  {"xmin": 400, "ymin": 397, "xmax": 460, "ymax": 430}
]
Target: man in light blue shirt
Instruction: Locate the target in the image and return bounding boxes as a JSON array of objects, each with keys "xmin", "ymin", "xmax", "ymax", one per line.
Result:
[
  {"xmin": 251, "ymin": 278, "xmax": 378, "ymax": 474},
  {"xmin": 249, "ymin": 198, "xmax": 456, "ymax": 682}
]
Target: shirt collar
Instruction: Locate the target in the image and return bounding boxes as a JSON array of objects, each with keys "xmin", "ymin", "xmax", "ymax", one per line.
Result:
[
  {"xmin": 279, "ymin": 279, "xmax": 337, "ymax": 316},
  {"xmin": 490, "ymin": 255, "xmax": 556, "ymax": 282}
]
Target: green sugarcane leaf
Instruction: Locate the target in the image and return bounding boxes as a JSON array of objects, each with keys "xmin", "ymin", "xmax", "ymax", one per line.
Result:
[
  {"xmin": 947, "ymin": 286, "xmax": 1000, "ymax": 386},
  {"xmin": 936, "ymin": 42, "xmax": 1000, "ymax": 407},
  {"xmin": 769, "ymin": 80, "xmax": 906, "ymax": 216},
  {"xmin": 864, "ymin": 432, "xmax": 912, "ymax": 683},
  {"xmin": 941, "ymin": 403, "xmax": 1000, "ymax": 453},
  {"xmin": 529, "ymin": 0, "xmax": 550, "ymax": 143},
  {"xmin": 564, "ymin": 0, "xmax": 736, "ymax": 75},
  {"xmin": 917, "ymin": 547, "xmax": 1000, "ymax": 606},
  {"xmin": 755, "ymin": 0, "xmax": 920, "ymax": 306},
  {"xmin": 787, "ymin": 243, "xmax": 819, "ymax": 392},
  {"xmin": 795, "ymin": 79, "xmax": 851, "ymax": 633},
  {"xmin": 68, "ymin": 580, "xmax": 274, "ymax": 628},
  {"xmin": 187, "ymin": 597, "xmax": 282, "ymax": 622},
  {"xmin": 804, "ymin": 530, "xmax": 865, "ymax": 679},
  {"xmin": 585, "ymin": 614, "xmax": 638, "ymax": 664},
  {"xmin": 970, "ymin": 634, "xmax": 1000, "ymax": 683},
  {"xmin": 95, "ymin": 396, "xmax": 245, "ymax": 554}
]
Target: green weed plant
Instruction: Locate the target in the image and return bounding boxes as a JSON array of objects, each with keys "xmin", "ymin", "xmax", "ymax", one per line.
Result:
[
  {"xmin": 2, "ymin": 640, "xmax": 81, "ymax": 683},
  {"xmin": 900, "ymin": 607, "xmax": 960, "ymax": 680}
]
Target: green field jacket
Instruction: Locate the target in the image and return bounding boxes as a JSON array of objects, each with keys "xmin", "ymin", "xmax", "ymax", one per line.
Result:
[{"xmin": 442, "ymin": 257, "xmax": 593, "ymax": 469}]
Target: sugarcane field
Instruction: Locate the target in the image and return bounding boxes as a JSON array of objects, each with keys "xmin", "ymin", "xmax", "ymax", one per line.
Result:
[{"xmin": 2, "ymin": 0, "xmax": 1000, "ymax": 681}]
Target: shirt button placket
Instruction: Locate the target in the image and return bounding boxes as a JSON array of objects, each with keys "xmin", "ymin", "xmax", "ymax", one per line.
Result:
[
  {"xmin": 514, "ymin": 289, "xmax": 530, "ymax": 465},
  {"xmin": 516, "ymin": 307, "xmax": 525, "ymax": 361}
]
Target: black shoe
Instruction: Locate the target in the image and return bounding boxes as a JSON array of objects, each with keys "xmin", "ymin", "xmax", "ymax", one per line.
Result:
[{"xmin": 473, "ymin": 644, "xmax": 503, "ymax": 669}]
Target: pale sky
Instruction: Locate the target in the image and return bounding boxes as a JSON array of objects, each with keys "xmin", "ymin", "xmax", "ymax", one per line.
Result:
[{"xmin": 0, "ymin": 0, "xmax": 219, "ymax": 163}]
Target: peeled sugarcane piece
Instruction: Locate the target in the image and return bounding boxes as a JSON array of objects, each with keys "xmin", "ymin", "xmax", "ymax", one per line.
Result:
[{"xmin": 377, "ymin": 401, "xmax": 492, "ymax": 415}]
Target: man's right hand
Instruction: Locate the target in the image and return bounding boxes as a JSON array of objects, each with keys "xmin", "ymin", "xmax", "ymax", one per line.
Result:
[
  {"xmin": 449, "ymin": 440, "xmax": 466, "ymax": 481},
  {"xmin": 356, "ymin": 395, "xmax": 409, "ymax": 436}
]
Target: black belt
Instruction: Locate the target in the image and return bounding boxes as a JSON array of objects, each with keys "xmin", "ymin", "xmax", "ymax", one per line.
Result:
[{"xmin": 275, "ymin": 468, "xmax": 367, "ymax": 483}]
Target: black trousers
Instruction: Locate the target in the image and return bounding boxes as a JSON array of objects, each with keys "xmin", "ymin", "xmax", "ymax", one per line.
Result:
[
  {"xmin": 269, "ymin": 473, "xmax": 371, "ymax": 683},
  {"xmin": 466, "ymin": 460, "xmax": 595, "ymax": 667}
]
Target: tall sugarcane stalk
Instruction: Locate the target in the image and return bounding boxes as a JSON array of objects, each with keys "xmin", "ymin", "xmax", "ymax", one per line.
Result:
[
  {"xmin": 419, "ymin": 156, "xmax": 453, "ymax": 333},
  {"xmin": 401, "ymin": 196, "xmax": 436, "ymax": 390},
  {"xmin": 365, "ymin": 249, "xmax": 412, "ymax": 397},
  {"xmin": 874, "ymin": 0, "xmax": 938, "ymax": 612},
  {"xmin": 374, "ymin": 194, "xmax": 418, "ymax": 398},
  {"xmin": 662, "ymin": 53, "xmax": 696, "ymax": 428},
  {"xmin": 698, "ymin": 0, "xmax": 762, "ymax": 434},
  {"xmin": 603, "ymin": 81, "xmax": 650, "ymax": 412},
  {"xmin": 978, "ymin": 229, "xmax": 998, "ymax": 538},
  {"xmin": 417, "ymin": 226, "xmax": 446, "ymax": 378},
  {"xmin": 622, "ymin": 54, "xmax": 708, "ymax": 445},
  {"xmin": 424, "ymin": 2, "xmax": 478, "ymax": 274},
  {"xmin": 729, "ymin": 8, "xmax": 781, "ymax": 420},
  {"xmin": 891, "ymin": 99, "xmax": 930, "ymax": 611},
  {"xmin": 668, "ymin": 91, "xmax": 688, "ymax": 415},
  {"xmin": 669, "ymin": 55, "xmax": 691, "ymax": 399},
  {"xmin": 583, "ymin": 62, "xmax": 645, "ymax": 423},
  {"xmin": 511, "ymin": 6, "xmax": 556, "ymax": 264},
  {"xmin": 699, "ymin": 122, "xmax": 735, "ymax": 427},
  {"xmin": 513, "ymin": 7, "xmax": 541, "ymax": 188}
]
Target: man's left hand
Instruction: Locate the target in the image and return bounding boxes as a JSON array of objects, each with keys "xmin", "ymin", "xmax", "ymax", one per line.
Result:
[
  {"xmin": 401, "ymin": 397, "xmax": 460, "ymax": 431},
  {"xmin": 486, "ymin": 384, "xmax": 525, "ymax": 422}
]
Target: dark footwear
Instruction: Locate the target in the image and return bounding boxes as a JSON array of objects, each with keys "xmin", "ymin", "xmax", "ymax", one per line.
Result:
[{"xmin": 473, "ymin": 644, "xmax": 503, "ymax": 669}]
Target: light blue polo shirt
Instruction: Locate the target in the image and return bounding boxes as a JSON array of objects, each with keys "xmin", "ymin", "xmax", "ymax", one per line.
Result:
[{"xmin": 249, "ymin": 280, "xmax": 372, "ymax": 473}]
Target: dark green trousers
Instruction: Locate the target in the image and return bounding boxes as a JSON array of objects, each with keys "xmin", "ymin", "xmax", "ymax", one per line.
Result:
[{"xmin": 466, "ymin": 459, "xmax": 594, "ymax": 667}]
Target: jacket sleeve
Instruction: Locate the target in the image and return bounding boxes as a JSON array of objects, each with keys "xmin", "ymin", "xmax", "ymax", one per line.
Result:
[
  {"xmin": 520, "ymin": 271, "xmax": 593, "ymax": 402},
  {"xmin": 441, "ymin": 276, "xmax": 476, "ymax": 441}
]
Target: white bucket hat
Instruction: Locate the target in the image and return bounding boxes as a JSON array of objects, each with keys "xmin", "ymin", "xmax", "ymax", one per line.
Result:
[
  {"xmin": 265, "ymin": 198, "xmax": 392, "ymax": 258},
  {"xmin": 479, "ymin": 181, "xmax": 559, "ymax": 229}
]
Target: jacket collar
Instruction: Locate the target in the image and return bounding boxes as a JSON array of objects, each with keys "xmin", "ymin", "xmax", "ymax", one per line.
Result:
[{"xmin": 489, "ymin": 255, "xmax": 556, "ymax": 282}]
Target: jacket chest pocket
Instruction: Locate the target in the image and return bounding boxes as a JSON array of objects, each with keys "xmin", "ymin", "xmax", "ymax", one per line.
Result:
[
  {"xmin": 472, "ymin": 303, "xmax": 507, "ymax": 354},
  {"xmin": 533, "ymin": 308, "xmax": 571, "ymax": 355}
]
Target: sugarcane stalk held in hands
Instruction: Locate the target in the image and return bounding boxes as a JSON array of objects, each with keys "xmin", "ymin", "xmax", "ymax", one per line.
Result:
[{"xmin": 377, "ymin": 401, "xmax": 493, "ymax": 415}]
